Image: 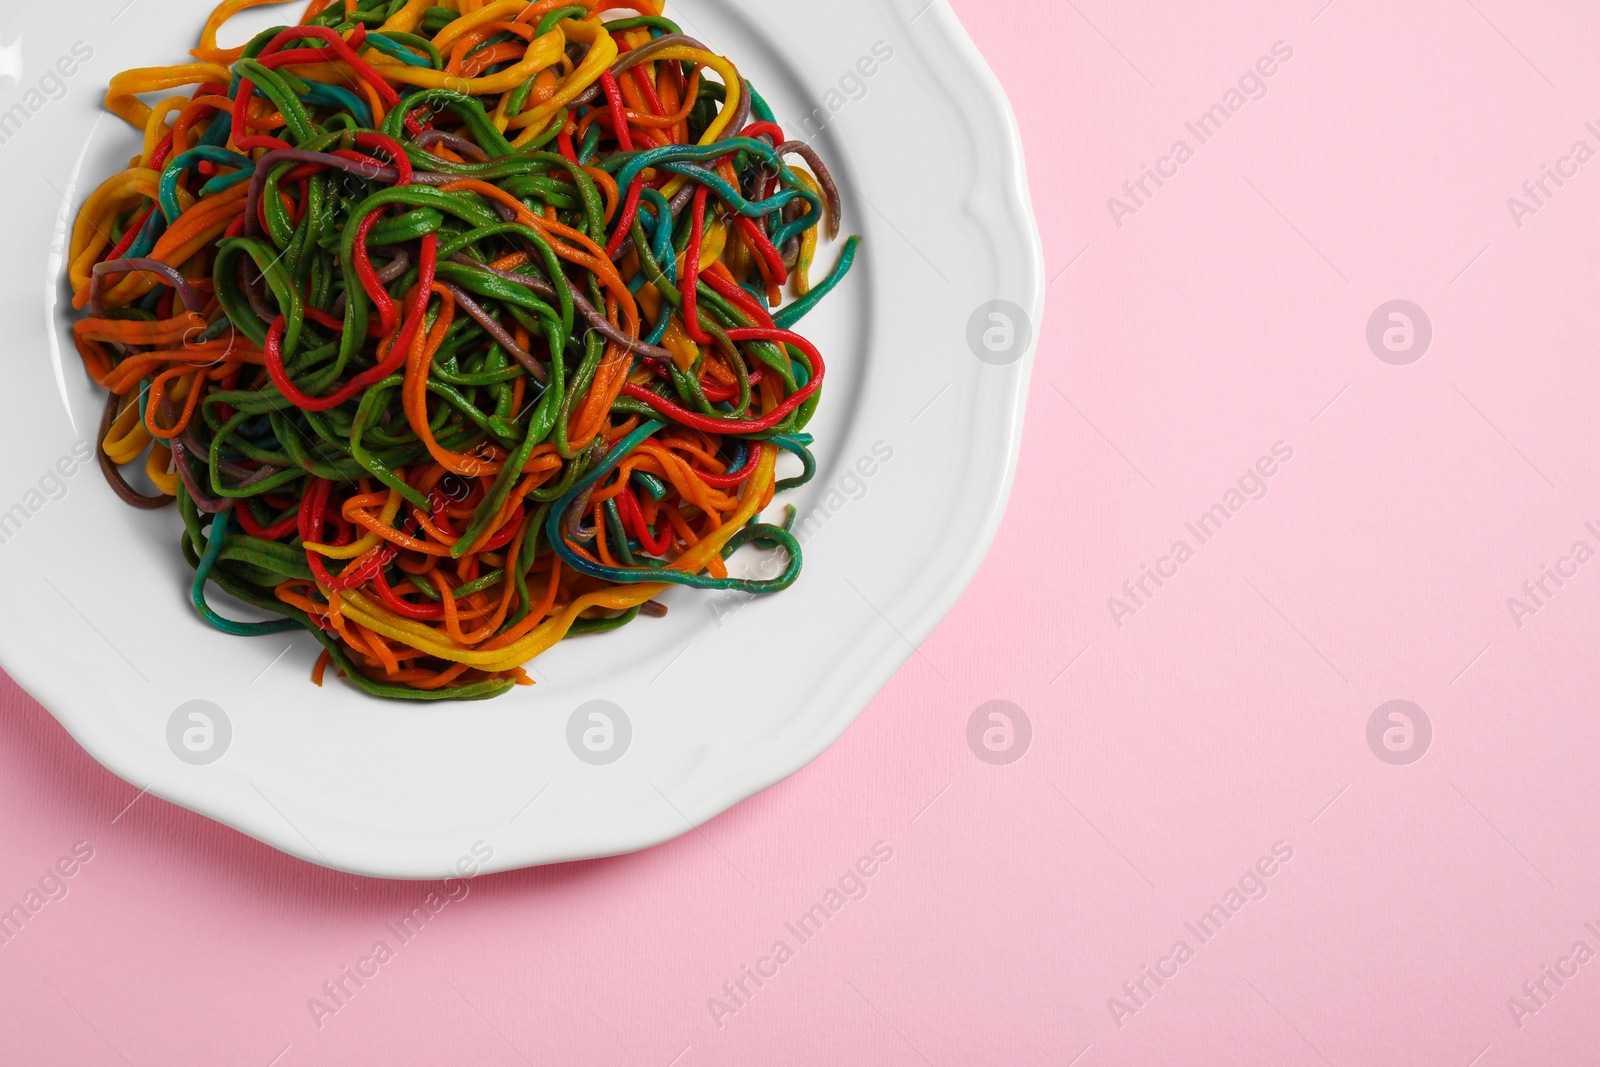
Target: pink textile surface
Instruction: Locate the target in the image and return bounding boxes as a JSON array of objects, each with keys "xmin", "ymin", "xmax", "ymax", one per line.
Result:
[{"xmin": 4, "ymin": 0, "xmax": 1598, "ymax": 1063}]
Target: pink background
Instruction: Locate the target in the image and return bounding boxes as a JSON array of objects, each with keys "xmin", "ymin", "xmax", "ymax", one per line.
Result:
[{"xmin": 5, "ymin": 0, "xmax": 1600, "ymax": 1063}]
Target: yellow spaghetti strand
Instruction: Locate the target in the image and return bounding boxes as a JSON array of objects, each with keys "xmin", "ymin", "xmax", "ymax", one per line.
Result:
[
  {"xmin": 304, "ymin": 487, "xmax": 404, "ymax": 558},
  {"xmin": 105, "ymin": 64, "xmax": 233, "ymax": 129},
  {"xmin": 508, "ymin": 17, "xmax": 617, "ymax": 144}
]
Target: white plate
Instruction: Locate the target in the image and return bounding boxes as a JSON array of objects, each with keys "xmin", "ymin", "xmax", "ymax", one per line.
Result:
[{"xmin": 0, "ymin": 0, "xmax": 1042, "ymax": 877}]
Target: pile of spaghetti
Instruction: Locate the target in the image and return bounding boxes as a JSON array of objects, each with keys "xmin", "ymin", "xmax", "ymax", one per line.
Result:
[{"xmin": 67, "ymin": 0, "xmax": 857, "ymax": 700}]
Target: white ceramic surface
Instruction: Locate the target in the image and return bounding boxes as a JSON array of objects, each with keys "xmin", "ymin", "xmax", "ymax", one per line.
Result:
[{"xmin": 0, "ymin": 0, "xmax": 1042, "ymax": 877}]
